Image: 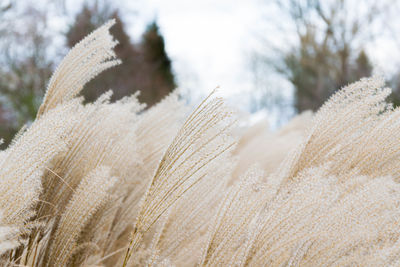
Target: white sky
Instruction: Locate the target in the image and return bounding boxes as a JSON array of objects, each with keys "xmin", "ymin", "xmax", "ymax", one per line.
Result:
[
  {"xmin": 123, "ymin": 0, "xmax": 299, "ymax": 127},
  {"xmin": 124, "ymin": 0, "xmax": 268, "ymax": 106}
]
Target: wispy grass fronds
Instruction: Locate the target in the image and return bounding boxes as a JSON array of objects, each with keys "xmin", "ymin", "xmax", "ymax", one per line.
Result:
[
  {"xmin": 233, "ymin": 111, "xmax": 311, "ymax": 181},
  {"xmin": 47, "ymin": 166, "xmax": 116, "ymax": 266},
  {"xmin": 0, "ymin": 211, "xmax": 19, "ymax": 256},
  {"xmin": 37, "ymin": 20, "xmax": 121, "ymax": 117},
  {"xmin": 246, "ymin": 169, "xmax": 400, "ymax": 266},
  {"xmin": 200, "ymin": 167, "xmax": 266, "ymax": 266},
  {"xmin": 124, "ymin": 92, "xmax": 237, "ymax": 264},
  {"xmin": 0, "ymin": 101, "xmax": 76, "ymax": 248},
  {"xmin": 3, "ymin": 19, "xmax": 400, "ymax": 267},
  {"xmin": 152, "ymin": 153, "xmax": 235, "ymax": 266},
  {"xmin": 102, "ymin": 92, "xmax": 186, "ymax": 260},
  {"xmin": 281, "ymin": 76, "xmax": 392, "ymax": 182}
]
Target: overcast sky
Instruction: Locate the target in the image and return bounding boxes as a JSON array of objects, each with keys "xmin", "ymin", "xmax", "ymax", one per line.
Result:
[
  {"xmin": 124, "ymin": 0, "xmax": 269, "ymax": 105},
  {"xmin": 121, "ymin": 0, "xmax": 298, "ymax": 127}
]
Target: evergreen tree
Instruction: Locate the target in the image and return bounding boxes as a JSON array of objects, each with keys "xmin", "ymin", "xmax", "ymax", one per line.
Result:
[
  {"xmin": 140, "ymin": 22, "xmax": 176, "ymax": 106},
  {"xmin": 66, "ymin": 3, "xmax": 175, "ymax": 106}
]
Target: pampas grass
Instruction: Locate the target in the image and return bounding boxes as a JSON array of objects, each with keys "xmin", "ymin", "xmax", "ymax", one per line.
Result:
[{"xmin": 2, "ymin": 20, "xmax": 400, "ymax": 266}]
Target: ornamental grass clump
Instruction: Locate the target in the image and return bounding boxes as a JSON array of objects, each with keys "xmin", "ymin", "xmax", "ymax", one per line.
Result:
[{"xmin": 1, "ymin": 20, "xmax": 400, "ymax": 266}]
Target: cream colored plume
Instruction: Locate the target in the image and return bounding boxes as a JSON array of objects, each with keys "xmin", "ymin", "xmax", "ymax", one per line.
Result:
[
  {"xmin": 47, "ymin": 166, "xmax": 117, "ymax": 266},
  {"xmin": 37, "ymin": 19, "xmax": 121, "ymax": 117},
  {"xmin": 124, "ymin": 92, "xmax": 237, "ymax": 265}
]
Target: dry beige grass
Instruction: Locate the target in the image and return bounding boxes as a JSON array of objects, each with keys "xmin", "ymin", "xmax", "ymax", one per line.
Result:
[{"xmin": 1, "ymin": 20, "xmax": 400, "ymax": 267}]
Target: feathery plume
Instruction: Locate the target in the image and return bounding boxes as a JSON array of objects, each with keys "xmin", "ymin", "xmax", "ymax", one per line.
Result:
[
  {"xmin": 47, "ymin": 166, "xmax": 116, "ymax": 266},
  {"xmin": 37, "ymin": 20, "xmax": 121, "ymax": 117},
  {"xmin": 124, "ymin": 91, "xmax": 236, "ymax": 264}
]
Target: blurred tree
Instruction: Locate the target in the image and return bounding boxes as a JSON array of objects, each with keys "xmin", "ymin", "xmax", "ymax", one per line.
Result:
[
  {"xmin": 0, "ymin": 3, "xmax": 54, "ymax": 146},
  {"xmin": 388, "ymin": 74, "xmax": 400, "ymax": 107},
  {"xmin": 140, "ymin": 22, "xmax": 176, "ymax": 106},
  {"xmin": 259, "ymin": 0, "xmax": 387, "ymax": 112},
  {"xmin": 66, "ymin": 2, "xmax": 176, "ymax": 106}
]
